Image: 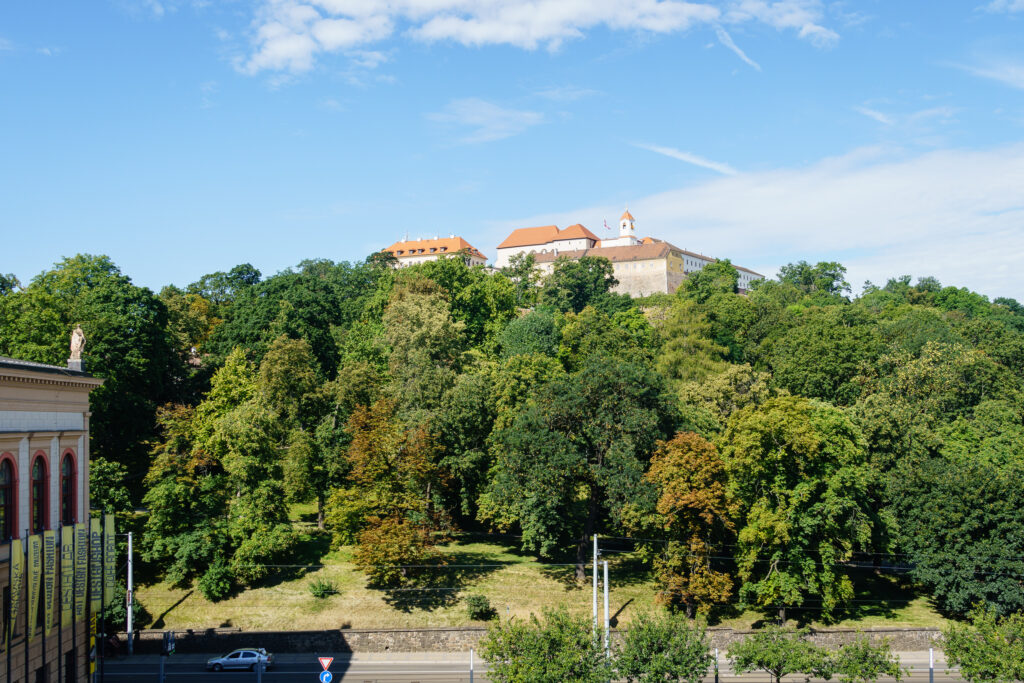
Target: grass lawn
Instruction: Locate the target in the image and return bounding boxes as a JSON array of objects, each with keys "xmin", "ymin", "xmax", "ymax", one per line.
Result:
[{"xmin": 134, "ymin": 524, "xmax": 947, "ymax": 632}]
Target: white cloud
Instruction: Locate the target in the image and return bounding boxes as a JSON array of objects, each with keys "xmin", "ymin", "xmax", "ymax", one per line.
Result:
[
  {"xmin": 957, "ymin": 60, "xmax": 1024, "ymax": 90},
  {"xmin": 0, "ymin": 38, "xmax": 14, "ymax": 51},
  {"xmin": 535, "ymin": 86, "xmax": 601, "ymax": 101},
  {"xmin": 725, "ymin": 0, "xmax": 838, "ymax": 47},
  {"xmin": 715, "ymin": 26, "xmax": 761, "ymax": 70},
  {"xmin": 496, "ymin": 143, "xmax": 1024, "ymax": 299},
  {"xmin": 854, "ymin": 106, "xmax": 893, "ymax": 125},
  {"xmin": 242, "ymin": 0, "xmax": 838, "ymax": 74},
  {"xmin": 983, "ymin": 0, "xmax": 1024, "ymax": 12},
  {"xmin": 427, "ymin": 98, "xmax": 544, "ymax": 143},
  {"xmin": 634, "ymin": 142, "xmax": 738, "ymax": 175}
]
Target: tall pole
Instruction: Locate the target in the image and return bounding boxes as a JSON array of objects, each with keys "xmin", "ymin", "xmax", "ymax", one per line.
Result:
[
  {"xmin": 126, "ymin": 532, "xmax": 133, "ymax": 656},
  {"xmin": 602, "ymin": 560, "xmax": 609, "ymax": 660},
  {"xmin": 592, "ymin": 535, "xmax": 598, "ymax": 635}
]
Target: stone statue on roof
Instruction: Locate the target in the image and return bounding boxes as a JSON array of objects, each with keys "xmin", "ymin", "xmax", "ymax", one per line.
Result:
[{"xmin": 70, "ymin": 325, "xmax": 86, "ymax": 361}]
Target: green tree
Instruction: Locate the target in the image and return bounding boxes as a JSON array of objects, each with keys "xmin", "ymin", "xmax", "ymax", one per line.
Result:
[
  {"xmin": 502, "ymin": 251, "xmax": 541, "ymax": 308},
  {"xmin": 834, "ymin": 636, "xmax": 905, "ymax": 683},
  {"xmin": 498, "ymin": 309, "xmax": 559, "ymax": 358},
  {"xmin": 480, "ymin": 608, "xmax": 611, "ymax": 683},
  {"xmin": 777, "ymin": 260, "xmax": 850, "ymax": 296},
  {"xmin": 382, "ymin": 278, "xmax": 466, "ymax": 420},
  {"xmin": 0, "ymin": 254, "xmax": 175, "ymax": 485},
  {"xmin": 0, "ymin": 273, "xmax": 21, "ymax": 295},
  {"xmin": 678, "ymin": 260, "xmax": 739, "ymax": 304},
  {"xmin": 943, "ymin": 607, "xmax": 1024, "ymax": 683},
  {"xmin": 616, "ymin": 611, "xmax": 713, "ymax": 683},
  {"xmin": 539, "ymin": 256, "xmax": 618, "ymax": 313},
  {"xmin": 723, "ymin": 396, "xmax": 874, "ymax": 621},
  {"xmin": 655, "ymin": 299, "xmax": 728, "ymax": 385},
  {"xmin": 888, "ymin": 452, "xmax": 1024, "ymax": 615},
  {"xmin": 488, "ymin": 355, "xmax": 676, "ymax": 579},
  {"xmin": 728, "ymin": 627, "xmax": 833, "ymax": 683},
  {"xmin": 768, "ymin": 306, "xmax": 881, "ymax": 405}
]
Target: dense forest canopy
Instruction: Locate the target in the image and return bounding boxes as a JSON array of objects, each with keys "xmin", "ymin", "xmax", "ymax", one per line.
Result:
[{"xmin": 3, "ymin": 252, "xmax": 1024, "ymax": 620}]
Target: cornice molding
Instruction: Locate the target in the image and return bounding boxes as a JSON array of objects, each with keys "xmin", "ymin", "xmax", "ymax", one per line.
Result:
[{"xmin": 0, "ymin": 373, "xmax": 103, "ymax": 390}]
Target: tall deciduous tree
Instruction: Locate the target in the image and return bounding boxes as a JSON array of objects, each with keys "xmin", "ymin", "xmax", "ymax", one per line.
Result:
[
  {"xmin": 0, "ymin": 254, "xmax": 175, "ymax": 485},
  {"xmin": 488, "ymin": 354, "xmax": 676, "ymax": 578},
  {"xmin": 723, "ymin": 396, "xmax": 874, "ymax": 621},
  {"xmin": 643, "ymin": 432, "xmax": 736, "ymax": 616},
  {"xmin": 539, "ymin": 256, "xmax": 618, "ymax": 313}
]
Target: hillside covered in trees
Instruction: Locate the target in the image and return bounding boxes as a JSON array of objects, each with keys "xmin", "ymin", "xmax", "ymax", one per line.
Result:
[{"xmin": 2, "ymin": 252, "xmax": 1023, "ymax": 624}]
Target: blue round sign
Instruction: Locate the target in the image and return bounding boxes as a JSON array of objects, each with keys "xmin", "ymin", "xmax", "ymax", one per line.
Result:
[{"xmin": 319, "ymin": 671, "xmax": 333, "ymax": 683}]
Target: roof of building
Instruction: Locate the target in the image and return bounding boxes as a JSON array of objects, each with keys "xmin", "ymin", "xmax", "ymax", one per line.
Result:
[
  {"xmin": 497, "ymin": 224, "xmax": 599, "ymax": 249},
  {"xmin": 0, "ymin": 356, "xmax": 96, "ymax": 379},
  {"xmin": 384, "ymin": 236, "xmax": 486, "ymax": 261},
  {"xmin": 530, "ymin": 239, "xmax": 764, "ymax": 277},
  {"xmin": 621, "ymin": 210, "xmax": 634, "ymax": 221}
]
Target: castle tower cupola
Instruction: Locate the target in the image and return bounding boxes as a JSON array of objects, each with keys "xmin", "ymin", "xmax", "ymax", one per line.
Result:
[{"xmin": 619, "ymin": 210, "xmax": 636, "ymax": 239}]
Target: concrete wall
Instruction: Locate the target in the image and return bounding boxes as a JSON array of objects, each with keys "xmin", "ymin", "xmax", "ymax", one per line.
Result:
[{"xmin": 126, "ymin": 626, "xmax": 943, "ymax": 655}]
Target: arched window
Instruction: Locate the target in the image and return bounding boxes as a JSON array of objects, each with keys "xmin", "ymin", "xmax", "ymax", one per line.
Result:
[
  {"xmin": 30, "ymin": 455, "xmax": 47, "ymax": 533},
  {"xmin": 0, "ymin": 456, "xmax": 15, "ymax": 540},
  {"xmin": 61, "ymin": 452, "xmax": 76, "ymax": 525}
]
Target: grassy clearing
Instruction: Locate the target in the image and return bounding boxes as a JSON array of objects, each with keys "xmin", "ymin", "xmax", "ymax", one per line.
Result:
[{"xmin": 135, "ymin": 527, "xmax": 946, "ymax": 632}]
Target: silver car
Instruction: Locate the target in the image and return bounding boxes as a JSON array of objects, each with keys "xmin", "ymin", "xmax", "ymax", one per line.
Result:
[{"xmin": 206, "ymin": 648, "xmax": 274, "ymax": 671}]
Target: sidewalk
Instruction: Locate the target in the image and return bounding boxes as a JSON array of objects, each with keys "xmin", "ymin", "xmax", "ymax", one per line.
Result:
[{"xmin": 110, "ymin": 649, "xmax": 951, "ymax": 669}]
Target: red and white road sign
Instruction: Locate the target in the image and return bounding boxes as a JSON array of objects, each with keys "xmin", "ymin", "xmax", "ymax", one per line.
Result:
[{"xmin": 318, "ymin": 657, "xmax": 333, "ymax": 671}]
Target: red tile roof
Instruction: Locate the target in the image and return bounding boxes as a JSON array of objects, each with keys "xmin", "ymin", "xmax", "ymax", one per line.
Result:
[
  {"xmin": 621, "ymin": 210, "xmax": 634, "ymax": 221},
  {"xmin": 385, "ymin": 236, "xmax": 486, "ymax": 261},
  {"xmin": 498, "ymin": 224, "xmax": 599, "ymax": 249}
]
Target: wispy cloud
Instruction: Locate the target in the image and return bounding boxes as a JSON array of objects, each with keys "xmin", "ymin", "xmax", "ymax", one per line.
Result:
[
  {"xmin": 499, "ymin": 143, "xmax": 1024, "ymax": 299},
  {"xmin": 956, "ymin": 60, "xmax": 1024, "ymax": 90},
  {"xmin": 854, "ymin": 106, "xmax": 894, "ymax": 125},
  {"xmin": 0, "ymin": 38, "xmax": 14, "ymax": 51},
  {"xmin": 534, "ymin": 86, "xmax": 601, "ymax": 102},
  {"xmin": 427, "ymin": 98, "xmax": 543, "ymax": 143},
  {"xmin": 715, "ymin": 26, "xmax": 761, "ymax": 71},
  {"xmin": 241, "ymin": 0, "xmax": 837, "ymax": 75},
  {"xmin": 983, "ymin": 0, "xmax": 1024, "ymax": 12},
  {"xmin": 634, "ymin": 142, "xmax": 738, "ymax": 175}
]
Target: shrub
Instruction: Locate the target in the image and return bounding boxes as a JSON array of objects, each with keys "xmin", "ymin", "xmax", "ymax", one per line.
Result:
[
  {"xmin": 616, "ymin": 611, "xmax": 712, "ymax": 683},
  {"xmin": 834, "ymin": 636, "xmax": 905, "ymax": 683},
  {"xmin": 465, "ymin": 594, "xmax": 495, "ymax": 621},
  {"xmin": 197, "ymin": 560, "xmax": 234, "ymax": 602},
  {"xmin": 943, "ymin": 606, "xmax": 1024, "ymax": 682},
  {"xmin": 728, "ymin": 626, "xmax": 833, "ymax": 683},
  {"xmin": 308, "ymin": 577, "xmax": 338, "ymax": 599},
  {"xmin": 480, "ymin": 608, "xmax": 610, "ymax": 683}
]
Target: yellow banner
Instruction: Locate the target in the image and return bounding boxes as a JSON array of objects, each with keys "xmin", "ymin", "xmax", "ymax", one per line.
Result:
[
  {"xmin": 27, "ymin": 534, "xmax": 41, "ymax": 642},
  {"xmin": 7, "ymin": 539, "xmax": 23, "ymax": 649},
  {"xmin": 61, "ymin": 525, "xmax": 74, "ymax": 627},
  {"xmin": 103, "ymin": 514, "xmax": 116, "ymax": 608},
  {"xmin": 89, "ymin": 517, "xmax": 102, "ymax": 614},
  {"xmin": 43, "ymin": 530, "xmax": 56, "ymax": 636},
  {"xmin": 74, "ymin": 522, "xmax": 88, "ymax": 622}
]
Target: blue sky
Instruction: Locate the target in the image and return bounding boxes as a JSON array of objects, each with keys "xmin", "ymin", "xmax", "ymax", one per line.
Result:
[{"xmin": 2, "ymin": 1, "xmax": 1023, "ymax": 298}]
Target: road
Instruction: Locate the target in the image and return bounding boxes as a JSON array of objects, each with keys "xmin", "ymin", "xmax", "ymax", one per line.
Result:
[{"xmin": 101, "ymin": 652, "xmax": 963, "ymax": 683}]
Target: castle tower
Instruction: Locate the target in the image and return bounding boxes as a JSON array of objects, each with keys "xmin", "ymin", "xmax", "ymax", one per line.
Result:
[{"xmin": 619, "ymin": 210, "xmax": 635, "ymax": 239}]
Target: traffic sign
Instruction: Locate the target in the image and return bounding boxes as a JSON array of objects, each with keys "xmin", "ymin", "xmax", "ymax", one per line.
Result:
[
  {"xmin": 318, "ymin": 657, "xmax": 333, "ymax": 670},
  {"xmin": 319, "ymin": 671, "xmax": 332, "ymax": 683}
]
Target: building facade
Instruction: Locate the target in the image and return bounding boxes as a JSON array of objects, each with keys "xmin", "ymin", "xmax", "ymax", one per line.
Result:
[
  {"xmin": 384, "ymin": 236, "xmax": 487, "ymax": 268},
  {"xmin": 0, "ymin": 355, "xmax": 103, "ymax": 683},
  {"xmin": 501, "ymin": 211, "xmax": 764, "ymax": 296}
]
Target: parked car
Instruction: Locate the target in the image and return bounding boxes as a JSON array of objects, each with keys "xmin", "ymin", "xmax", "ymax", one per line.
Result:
[{"xmin": 206, "ymin": 648, "xmax": 273, "ymax": 671}]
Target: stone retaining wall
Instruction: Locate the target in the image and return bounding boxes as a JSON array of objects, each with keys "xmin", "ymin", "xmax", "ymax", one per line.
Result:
[{"xmin": 123, "ymin": 626, "xmax": 942, "ymax": 655}]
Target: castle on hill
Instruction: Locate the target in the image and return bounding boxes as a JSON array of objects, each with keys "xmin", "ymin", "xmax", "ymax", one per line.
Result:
[
  {"xmin": 382, "ymin": 211, "xmax": 763, "ymax": 297},
  {"xmin": 495, "ymin": 211, "xmax": 763, "ymax": 297}
]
